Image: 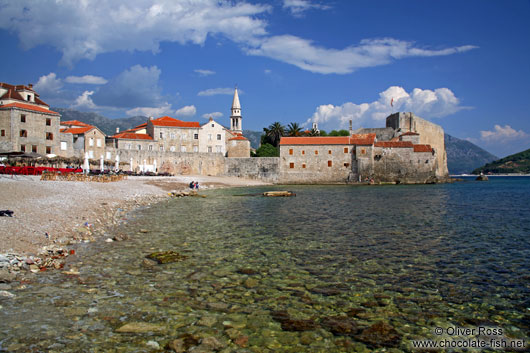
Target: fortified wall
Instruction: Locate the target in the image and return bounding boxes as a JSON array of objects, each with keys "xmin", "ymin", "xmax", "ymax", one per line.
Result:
[{"xmin": 225, "ymin": 157, "xmax": 279, "ymax": 183}]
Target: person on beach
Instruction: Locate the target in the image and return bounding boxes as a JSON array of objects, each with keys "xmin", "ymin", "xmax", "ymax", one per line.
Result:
[
  {"xmin": 189, "ymin": 181, "xmax": 194, "ymax": 189},
  {"xmin": 195, "ymin": 181, "xmax": 199, "ymax": 190}
]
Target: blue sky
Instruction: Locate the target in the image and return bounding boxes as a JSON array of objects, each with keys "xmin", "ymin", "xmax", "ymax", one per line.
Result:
[{"xmin": 1, "ymin": 0, "xmax": 529, "ymax": 157}]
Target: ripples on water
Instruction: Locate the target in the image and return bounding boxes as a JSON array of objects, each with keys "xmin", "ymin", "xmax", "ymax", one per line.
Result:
[{"xmin": 1, "ymin": 177, "xmax": 529, "ymax": 352}]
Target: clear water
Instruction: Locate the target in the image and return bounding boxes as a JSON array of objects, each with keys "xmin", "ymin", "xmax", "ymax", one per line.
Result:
[{"xmin": 1, "ymin": 177, "xmax": 529, "ymax": 352}]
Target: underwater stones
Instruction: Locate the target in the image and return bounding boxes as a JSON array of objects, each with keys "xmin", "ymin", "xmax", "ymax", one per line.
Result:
[
  {"xmin": 356, "ymin": 321, "xmax": 401, "ymax": 348},
  {"xmin": 346, "ymin": 307, "xmax": 366, "ymax": 318},
  {"xmin": 320, "ymin": 316, "xmax": 359, "ymax": 336},
  {"xmin": 271, "ymin": 310, "xmax": 319, "ymax": 332},
  {"xmin": 237, "ymin": 268, "xmax": 258, "ymax": 275},
  {"xmin": 197, "ymin": 316, "xmax": 217, "ymax": 327},
  {"xmin": 141, "ymin": 258, "xmax": 157, "ymax": 267},
  {"xmin": 207, "ymin": 302, "xmax": 229, "ymax": 311},
  {"xmin": 198, "ymin": 336, "xmax": 226, "ymax": 351},
  {"xmin": 244, "ymin": 278, "xmax": 259, "ymax": 288},
  {"xmin": 310, "ymin": 286, "xmax": 342, "ymax": 296},
  {"xmin": 145, "ymin": 251, "xmax": 187, "ymax": 264},
  {"xmin": 115, "ymin": 322, "xmax": 166, "ymax": 334},
  {"xmin": 233, "ymin": 335, "xmax": 249, "ymax": 347}
]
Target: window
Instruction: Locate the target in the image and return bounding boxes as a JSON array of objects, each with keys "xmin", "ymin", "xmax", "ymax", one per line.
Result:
[
  {"xmin": 20, "ymin": 145, "xmax": 25, "ymax": 152},
  {"xmin": 344, "ymin": 147, "xmax": 348, "ymax": 153},
  {"xmin": 46, "ymin": 146, "xmax": 51, "ymax": 154},
  {"xmin": 208, "ymin": 146, "xmax": 212, "ymax": 153},
  {"xmin": 208, "ymin": 134, "xmax": 212, "ymax": 141},
  {"xmin": 88, "ymin": 150, "xmax": 94, "ymax": 158},
  {"xmin": 289, "ymin": 149, "xmax": 293, "ymax": 155},
  {"xmin": 361, "ymin": 148, "xmax": 366, "ymax": 155},
  {"xmin": 216, "ymin": 145, "xmax": 222, "ymax": 153},
  {"xmin": 1, "ymin": 129, "xmax": 5, "ymax": 136},
  {"xmin": 137, "ymin": 145, "xmax": 142, "ymax": 150},
  {"xmin": 328, "ymin": 160, "xmax": 332, "ymax": 167},
  {"xmin": 302, "ymin": 150, "xmax": 305, "ymax": 155},
  {"xmin": 159, "ymin": 145, "xmax": 164, "ymax": 151},
  {"xmin": 328, "ymin": 150, "xmax": 332, "ymax": 154},
  {"xmin": 170, "ymin": 146, "xmax": 175, "ymax": 152},
  {"xmin": 148, "ymin": 145, "xmax": 153, "ymax": 151},
  {"xmin": 96, "ymin": 139, "xmax": 101, "ymax": 147},
  {"xmin": 20, "ymin": 130, "xmax": 27, "ymax": 137},
  {"xmin": 126, "ymin": 143, "xmax": 132, "ymax": 150},
  {"xmin": 32, "ymin": 145, "xmax": 37, "ymax": 153},
  {"xmin": 106, "ymin": 152, "xmax": 111, "ymax": 159},
  {"xmin": 20, "ymin": 115, "xmax": 26, "ymax": 123},
  {"xmin": 344, "ymin": 163, "xmax": 350, "ymax": 167},
  {"xmin": 46, "ymin": 118, "xmax": 51, "ymax": 126},
  {"xmin": 181, "ymin": 146, "xmax": 187, "ymax": 152},
  {"xmin": 170, "ymin": 133, "xmax": 175, "ymax": 139},
  {"xmin": 89, "ymin": 138, "xmax": 94, "ymax": 146},
  {"xmin": 194, "ymin": 133, "xmax": 199, "ymax": 140},
  {"xmin": 46, "ymin": 132, "xmax": 53, "ymax": 140},
  {"xmin": 302, "ymin": 163, "xmax": 306, "ymax": 169},
  {"xmin": 193, "ymin": 146, "xmax": 198, "ymax": 152},
  {"xmin": 217, "ymin": 134, "xmax": 221, "ymax": 140},
  {"xmin": 289, "ymin": 162, "xmax": 295, "ymax": 169},
  {"xmin": 211, "ymin": 123, "xmax": 214, "ymax": 127},
  {"xmin": 160, "ymin": 131, "xmax": 164, "ymax": 139},
  {"xmin": 61, "ymin": 142, "xmax": 67, "ymax": 151},
  {"xmin": 315, "ymin": 150, "xmax": 318, "ymax": 155},
  {"xmin": 27, "ymin": 95, "xmax": 31, "ymax": 101}
]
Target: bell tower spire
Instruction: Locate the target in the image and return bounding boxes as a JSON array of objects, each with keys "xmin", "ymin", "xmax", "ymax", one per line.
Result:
[{"xmin": 230, "ymin": 87, "xmax": 242, "ymax": 133}]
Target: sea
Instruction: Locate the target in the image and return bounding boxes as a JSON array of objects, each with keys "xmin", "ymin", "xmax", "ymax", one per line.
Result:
[{"xmin": 1, "ymin": 176, "xmax": 529, "ymax": 352}]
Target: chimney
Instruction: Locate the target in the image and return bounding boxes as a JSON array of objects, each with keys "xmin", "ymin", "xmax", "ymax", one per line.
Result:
[
  {"xmin": 116, "ymin": 127, "xmax": 120, "ymax": 133},
  {"xmin": 349, "ymin": 119, "xmax": 353, "ymax": 134},
  {"xmin": 28, "ymin": 83, "xmax": 33, "ymax": 89}
]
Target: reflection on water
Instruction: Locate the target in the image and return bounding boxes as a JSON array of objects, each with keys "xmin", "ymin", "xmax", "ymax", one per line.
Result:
[{"xmin": 1, "ymin": 178, "xmax": 529, "ymax": 352}]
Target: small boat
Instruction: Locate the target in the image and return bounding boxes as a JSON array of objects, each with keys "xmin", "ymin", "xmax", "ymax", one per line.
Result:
[{"xmin": 263, "ymin": 191, "xmax": 296, "ymax": 197}]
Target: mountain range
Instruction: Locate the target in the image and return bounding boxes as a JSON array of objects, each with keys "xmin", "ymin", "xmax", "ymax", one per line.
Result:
[
  {"xmin": 54, "ymin": 108, "xmax": 498, "ymax": 174},
  {"xmin": 472, "ymin": 148, "xmax": 530, "ymax": 174}
]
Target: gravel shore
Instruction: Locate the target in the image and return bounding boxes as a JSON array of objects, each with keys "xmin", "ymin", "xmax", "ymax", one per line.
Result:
[{"xmin": 0, "ymin": 174, "xmax": 269, "ymax": 256}]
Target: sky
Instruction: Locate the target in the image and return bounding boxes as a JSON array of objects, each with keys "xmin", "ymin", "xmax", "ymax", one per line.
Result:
[{"xmin": 1, "ymin": 0, "xmax": 529, "ymax": 157}]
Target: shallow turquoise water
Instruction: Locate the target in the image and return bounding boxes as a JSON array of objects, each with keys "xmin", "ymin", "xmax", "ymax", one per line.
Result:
[{"xmin": 1, "ymin": 177, "xmax": 529, "ymax": 352}]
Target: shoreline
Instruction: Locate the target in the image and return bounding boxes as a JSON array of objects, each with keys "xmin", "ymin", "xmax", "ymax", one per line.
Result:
[{"xmin": 0, "ymin": 174, "xmax": 270, "ymax": 277}]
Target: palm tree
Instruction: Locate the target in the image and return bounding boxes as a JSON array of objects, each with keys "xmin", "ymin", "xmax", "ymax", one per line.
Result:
[
  {"xmin": 286, "ymin": 122, "xmax": 303, "ymax": 137},
  {"xmin": 264, "ymin": 122, "xmax": 285, "ymax": 147}
]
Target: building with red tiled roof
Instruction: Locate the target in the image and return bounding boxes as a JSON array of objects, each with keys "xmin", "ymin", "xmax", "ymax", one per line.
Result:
[
  {"xmin": 59, "ymin": 120, "xmax": 106, "ymax": 159},
  {"xmin": 0, "ymin": 82, "xmax": 61, "ymax": 155}
]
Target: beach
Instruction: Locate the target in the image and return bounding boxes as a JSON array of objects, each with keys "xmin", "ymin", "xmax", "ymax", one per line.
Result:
[{"xmin": 0, "ymin": 174, "xmax": 270, "ymax": 256}]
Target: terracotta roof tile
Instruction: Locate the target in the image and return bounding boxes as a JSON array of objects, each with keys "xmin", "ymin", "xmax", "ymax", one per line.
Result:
[
  {"xmin": 110, "ymin": 132, "xmax": 153, "ymax": 140},
  {"xmin": 0, "ymin": 102, "xmax": 59, "ymax": 115},
  {"xmin": 350, "ymin": 133, "xmax": 376, "ymax": 145},
  {"xmin": 413, "ymin": 144, "xmax": 433, "ymax": 152},
  {"xmin": 62, "ymin": 126, "xmax": 94, "ymax": 134},
  {"xmin": 280, "ymin": 136, "xmax": 352, "ymax": 145},
  {"xmin": 229, "ymin": 136, "xmax": 248, "ymax": 141},
  {"xmin": 61, "ymin": 120, "xmax": 92, "ymax": 127},
  {"xmin": 375, "ymin": 141, "xmax": 414, "ymax": 148},
  {"xmin": 401, "ymin": 131, "xmax": 419, "ymax": 136},
  {"xmin": 151, "ymin": 116, "xmax": 200, "ymax": 128}
]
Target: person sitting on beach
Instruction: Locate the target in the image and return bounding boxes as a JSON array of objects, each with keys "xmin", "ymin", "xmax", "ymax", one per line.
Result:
[
  {"xmin": 195, "ymin": 181, "xmax": 199, "ymax": 190},
  {"xmin": 189, "ymin": 181, "xmax": 194, "ymax": 189}
]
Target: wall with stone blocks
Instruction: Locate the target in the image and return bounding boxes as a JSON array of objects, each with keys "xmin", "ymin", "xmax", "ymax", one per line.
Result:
[{"xmin": 224, "ymin": 157, "xmax": 279, "ymax": 183}]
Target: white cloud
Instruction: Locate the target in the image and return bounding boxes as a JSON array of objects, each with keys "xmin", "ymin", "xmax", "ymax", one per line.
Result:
[
  {"xmin": 175, "ymin": 105, "xmax": 197, "ymax": 117},
  {"xmin": 194, "ymin": 69, "xmax": 215, "ymax": 77},
  {"xmin": 0, "ymin": 0, "xmax": 270, "ymax": 66},
  {"xmin": 282, "ymin": 0, "xmax": 330, "ymax": 17},
  {"xmin": 480, "ymin": 125, "xmax": 529, "ymax": 143},
  {"xmin": 247, "ymin": 36, "xmax": 477, "ymax": 74},
  {"xmin": 126, "ymin": 102, "xmax": 173, "ymax": 117},
  {"xmin": 65, "ymin": 75, "xmax": 107, "ymax": 84},
  {"xmin": 33, "ymin": 72, "xmax": 63, "ymax": 96},
  {"xmin": 70, "ymin": 90, "xmax": 97, "ymax": 109},
  {"xmin": 92, "ymin": 65, "xmax": 164, "ymax": 108},
  {"xmin": 306, "ymin": 86, "xmax": 468, "ymax": 130},
  {"xmin": 198, "ymin": 87, "xmax": 238, "ymax": 96},
  {"xmin": 202, "ymin": 112, "xmax": 223, "ymax": 119}
]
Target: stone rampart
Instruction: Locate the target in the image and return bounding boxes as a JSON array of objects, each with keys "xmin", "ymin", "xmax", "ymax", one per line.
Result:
[{"xmin": 225, "ymin": 157, "xmax": 279, "ymax": 183}]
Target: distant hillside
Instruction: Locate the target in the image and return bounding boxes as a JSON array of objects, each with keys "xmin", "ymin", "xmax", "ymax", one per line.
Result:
[
  {"xmin": 243, "ymin": 130, "xmax": 262, "ymax": 150},
  {"xmin": 472, "ymin": 148, "xmax": 530, "ymax": 174},
  {"xmin": 445, "ymin": 134, "xmax": 498, "ymax": 175},
  {"xmin": 53, "ymin": 108, "xmax": 146, "ymax": 135}
]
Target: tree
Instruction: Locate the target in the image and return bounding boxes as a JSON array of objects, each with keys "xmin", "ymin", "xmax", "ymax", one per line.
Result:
[
  {"xmin": 254, "ymin": 143, "xmax": 279, "ymax": 157},
  {"xmin": 286, "ymin": 122, "xmax": 303, "ymax": 137},
  {"xmin": 329, "ymin": 129, "xmax": 350, "ymax": 136},
  {"xmin": 263, "ymin": 122, "xmax": 285, "ymax": 147}
]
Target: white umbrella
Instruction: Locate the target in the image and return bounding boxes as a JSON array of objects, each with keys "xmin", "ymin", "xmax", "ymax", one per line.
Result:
[
  {"xmin": 115, "ymin": 154, "xmax": 120, "ymax": 172},
  {"xmin": 153, "ymin": 159, "xmax": 157, "ymax": 173},
  {"xmin": 130, "ymin": 157, "xmax": 133, "ymax": 172},
  {"xmin": 100, "ymin": 155, "xmax": 104, "ymax": 171},
  {"xmin": 83, "ymin": 152, "xmax": 90, "ymax": 174},
  {"xmin": 143, "ymin": 159, "xmax": 146, "ymax": 172}
]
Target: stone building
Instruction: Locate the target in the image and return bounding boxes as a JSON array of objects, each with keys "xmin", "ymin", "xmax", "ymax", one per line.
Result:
[
  {"xmin": 226, "ymin": 88, "xmax": 250, "ymax": 157},
  {"xmin": 0, "ymin": 82, "xmax": 60, "ymax": 155},
  {"xmin": 60, "ymin": 120, "xmax": 106, "ymax": 159},
  {"xmin": 199, "ymin": 117, "xmax": 227, "ymax": 154}
]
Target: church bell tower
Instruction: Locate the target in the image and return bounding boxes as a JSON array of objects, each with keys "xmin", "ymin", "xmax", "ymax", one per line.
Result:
[{"xmin": 230, "ymin": 88, "xmax": 242, "ymax": 133}]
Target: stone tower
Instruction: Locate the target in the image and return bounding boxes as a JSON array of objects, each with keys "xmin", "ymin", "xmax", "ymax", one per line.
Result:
[{"xmin": 230, "ymin": 88, "xmax": 242, "ymax": 133}]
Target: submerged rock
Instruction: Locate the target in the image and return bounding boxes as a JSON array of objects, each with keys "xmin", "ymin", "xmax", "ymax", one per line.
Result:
[
  {"xmin": 320, "ymin": 316, "xmax": 359, "ymax": 336},
  {"xmin": 145, "ymin": 251, "xmax": 187, "ymax": 264},
  {"xmin": 356, "ymin": 321, "xmax": 401, "ymax": 348},
  {"xmin": 115, "ymin": 322, "xmax": 166, "ymax": 333},
  {"xmin": 271, "ymin": 310, "xmax": 319, "ymax": 332}
]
